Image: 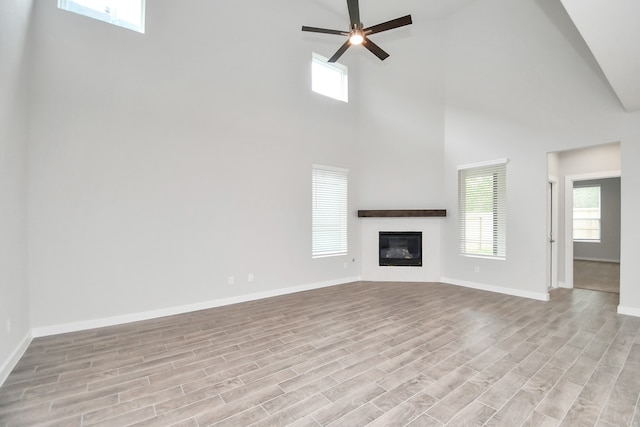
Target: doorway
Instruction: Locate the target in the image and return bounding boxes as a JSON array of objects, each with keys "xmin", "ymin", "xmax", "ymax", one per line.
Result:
[
  {"xmin": 570, "ymin": 176, "xmax": 621, "ymax": 293},
  {"xmin": 547, "ymin": 142, "xmax": 621, "ymax": 292},
  {"xmin": 564, "ymin": 171, "xmax": 621, "ymax": 290}
]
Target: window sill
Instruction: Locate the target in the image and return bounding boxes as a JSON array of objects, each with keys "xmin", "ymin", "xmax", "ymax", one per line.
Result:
[{"xmin": 461, "ymin": 254, "xmax": 506, "ymax": 261}]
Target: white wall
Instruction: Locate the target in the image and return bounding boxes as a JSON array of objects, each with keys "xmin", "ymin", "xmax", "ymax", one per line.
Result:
[
  {"xmin": 619, "ymin": 129, "xmax": 640, "ymax": 315},
  {"xmin": 558, "ymin": 143, "xmax": 621, "ymax": 175},
  {"xmin": 27, "ymin": 0, "xmax": 364, "ymax": 330},
  {"xmin": 441, "ymin": 0, "xmax": 640, "ymax": 313},
  {"xmin": 356, "ymin": 15, "xmax": 445, "ymax": 210},
  {"xmin": 0, "ymin": 0, "xmax": 32, "ymax": 382},
  {"xmin": 354, "ymin": 10, "xmax": 447, "ymax": 282}
]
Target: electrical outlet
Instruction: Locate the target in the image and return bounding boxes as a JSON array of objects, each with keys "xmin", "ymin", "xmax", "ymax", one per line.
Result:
[
  {"xmin": 6, "ymin": 319, "xmax": 11, "ymax": 335},
  {"xmin": 228, "ymin": 276, "xmax": 234, "ymax": 285},
  {"xmin": 475, "ymin": 266, "xmax": 480, "ymax": 273},
  {"xmin": 343, "ymin": 262, "xmax": 348, "ymax": 269},
  {"xmin": 248, "ymin": 274, "xmax": 254, "ymax": 282}
]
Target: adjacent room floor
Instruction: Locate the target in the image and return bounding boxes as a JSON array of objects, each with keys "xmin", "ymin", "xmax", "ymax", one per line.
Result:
[
  {"xmin": 1, "ymin": 282, "xmax": 638, "ymax": 426},
  {"xmin": 574, "ymin": 260, "xmax": 621, "ymax": 294}
]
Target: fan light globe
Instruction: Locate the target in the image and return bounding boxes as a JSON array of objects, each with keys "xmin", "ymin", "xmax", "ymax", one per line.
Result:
[
  {"xmin": 301, "ymin": 0, "xmax": 413, "ymax": 62},
  {"xmin": 350, "ymin": 33, "xmax": 364, "ymax": 45}
]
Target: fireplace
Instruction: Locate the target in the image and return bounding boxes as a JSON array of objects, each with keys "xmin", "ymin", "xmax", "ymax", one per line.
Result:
[{"xmin": 379, "ymin": 231, "xmax": 422, "ymax": 267}]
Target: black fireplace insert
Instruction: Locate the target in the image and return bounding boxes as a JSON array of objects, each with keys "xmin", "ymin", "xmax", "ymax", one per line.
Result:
[{"xmin": 379, "ymin": 231, "xmax": 422, "ymax": 267}]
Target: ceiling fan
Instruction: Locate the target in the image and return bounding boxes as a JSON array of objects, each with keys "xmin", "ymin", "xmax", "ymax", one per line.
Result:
[{"xmin": 302, "ymin": 0, "xmax": 412, "ymax": 63}]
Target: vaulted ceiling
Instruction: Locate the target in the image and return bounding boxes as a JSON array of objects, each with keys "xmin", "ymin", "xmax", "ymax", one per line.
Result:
[
  {"xmin": 312, "ymin": 0, "xmax": 477, "ymax": 23},
  {"xmin": 317, "ymin": 0, "xmax": 639, "ymax": 113},
  {"xmin": 561, "ymin": 0, "xmax": 640, "ymax": 112}
]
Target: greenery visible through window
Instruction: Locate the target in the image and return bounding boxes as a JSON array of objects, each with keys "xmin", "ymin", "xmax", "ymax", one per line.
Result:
[
  {"xmin": 311, "ymin": 53, "xmax": 348, "ymax": 103},
  {"xmin": 573, "ymin": 185, "xmax": 601, "ymax": 241},
  {"xmin": 58, "ymin": 0, "xmax": 145, "ymax": 33},
  {"xmin": 312, "ymin": 165, "xmax": 348, "ymax": 258},
  {"xmin": 458, "ymin": 160, "xmax": 507, "ymax": 258}
]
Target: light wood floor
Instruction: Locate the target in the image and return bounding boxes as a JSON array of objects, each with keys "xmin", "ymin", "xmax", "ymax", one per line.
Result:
[
  {"xmin": 574, "ymin": 260, "xmax": 620, "ymax": 294},
  {"xmin": 1, "ymin": 282, "xmax": 639, "ymax": 426}
]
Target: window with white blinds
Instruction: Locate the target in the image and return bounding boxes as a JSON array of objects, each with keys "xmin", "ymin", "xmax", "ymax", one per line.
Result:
[
  {"xmin": 312, "ymin": 165, "xmax": 348, "ymax": 258},
  {"xmin": 573, "ymin": 185, "xmax": 601, "ymax": 241},
  {"xmin": 458, "ymin": 159, "xmax": 507, "ymax": 258}
]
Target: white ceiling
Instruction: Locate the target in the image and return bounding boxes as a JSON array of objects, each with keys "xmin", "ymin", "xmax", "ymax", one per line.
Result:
[
  {"xmin": 309, "ymin": 0, "xmax": 478, "ymax": 25},
  {"xmin": 560, "ymin": 0, "xmax": 640, "ymax": 112},
  {"xmin": 313, "ymin": 0, "xmax": 640, "ymax": 112}
]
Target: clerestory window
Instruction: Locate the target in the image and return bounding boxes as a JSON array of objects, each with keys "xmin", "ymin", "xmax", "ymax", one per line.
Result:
[
  {"xmin": 58, "ymin": 0, "xmax": 145, "ymax": 33},
  {"xmin": 311, "ymin": 53, "xmax": 348, "ymax": 103}
]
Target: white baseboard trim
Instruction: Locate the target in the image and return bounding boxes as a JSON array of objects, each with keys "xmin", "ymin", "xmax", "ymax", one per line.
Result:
[
  {"xmin": 558, "ymin": 281, "xmax": 572, "ymax": 289},
  {"xmin": 617, "ymin": 305, "xmax": 640, "ymax": 318},
  {"xmin": 574, "ymin": 257, "xmax": 620, "ymax": 263},
  {"xmin": 0, "ymin": 332, "xmax": 32, "ymax": 387},
  {"xmin": 440, "ymin": 277, "xmax": 550, "ymax": 301},
  {"xmin": 32, "ymin": 276, "xmax": 361, "ymax": 338}
]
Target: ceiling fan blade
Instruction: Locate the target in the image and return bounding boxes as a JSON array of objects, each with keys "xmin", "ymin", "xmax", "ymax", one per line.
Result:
[
  {"xmin": 364, "ymin": 15, "xmax": 412, "ymax": 35},
  {"xmin": 362, "ymin": 37, "xmax": 389, "ymax": 61},
  {"xmin": 347, "ymin": 0, "xmax": 361, "ymax": 27},
  {"xmin": 302, "ymin": 26, "xmax": 349, "ymax": 36},
  {"xmin": 328, "ymin": 40, "xmax": 351, "ymax": 63}
]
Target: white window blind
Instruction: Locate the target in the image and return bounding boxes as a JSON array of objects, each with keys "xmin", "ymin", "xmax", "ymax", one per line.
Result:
[
  {"xmin": 312, "ymin": 165, "xmax": 348, "ymax": 258},
  {"xmin": 573, "ymin": 185, "xmax": 601, "ymax": 241},
  {"xmin": 458, "ymin": 160, "xmax": 507, "ymax": 258}
]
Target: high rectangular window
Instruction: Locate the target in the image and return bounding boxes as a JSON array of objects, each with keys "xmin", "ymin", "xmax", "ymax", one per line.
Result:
[
  {"xmin": 458, "ymin": 159, "xmax": 507, "ymax": 258},
  {"xmin": 312, "ymin": 165, "xmax": 348, "ymax": 258},
  {"xmin": 311, "ymin": 53, "xmax": 348, "ymax": 103},
  {"xmin": 58, "ymin": 0, "xmax": 145, "ymax": 33},
  {"xmin": 573, "ymin": 185, "xmax": 601, "ymax": 241}
]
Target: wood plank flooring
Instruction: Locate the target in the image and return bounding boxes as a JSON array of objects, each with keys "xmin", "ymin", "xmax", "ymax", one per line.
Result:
[{"xmin": 1, "ymin": 281, "xmax": 639, "ymax": 426}]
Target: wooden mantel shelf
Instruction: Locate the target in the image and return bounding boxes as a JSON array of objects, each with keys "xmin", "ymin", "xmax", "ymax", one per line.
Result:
[{"xmin": 357, "ymin": 209, "xmax": 447, "ymax": 218}]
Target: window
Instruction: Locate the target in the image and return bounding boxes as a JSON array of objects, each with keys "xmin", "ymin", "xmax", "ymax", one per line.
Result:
[
  {"xmin": 312, "ymin": 165, "xmax": 348, "ymax": 258},
  {"xmin": 58, "ymin": 0, "xmax": 145, "ymax": 33},
  {"xmin": 458, "ymin": 159, "xmax": 507, "ymax": 258},
  {"xmin": 311, "ymin": 53, "xmax": 348, "ymax": 102},
  {"xmin": 573, "ymin": 185, "xmax": 601, "ymax": 241}
]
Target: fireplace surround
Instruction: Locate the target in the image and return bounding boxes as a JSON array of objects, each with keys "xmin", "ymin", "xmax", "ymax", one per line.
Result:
[
  {"xmin": 379, "ymin": 231, "xmax": 422, "ymax": 267},
  {"xmin": 360, "ymin": 213, "xmax": 442, "ymax": 281}
]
